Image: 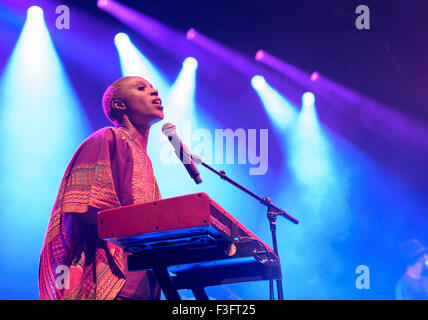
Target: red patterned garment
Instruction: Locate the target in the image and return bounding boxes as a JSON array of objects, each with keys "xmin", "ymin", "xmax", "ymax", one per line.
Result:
[{"xmin": 38, "ymin": 126, "xmax": 161, "ymax": 300}]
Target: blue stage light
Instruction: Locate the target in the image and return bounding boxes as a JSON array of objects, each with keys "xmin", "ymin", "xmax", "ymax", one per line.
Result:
[
  {"xmin": 0, "ymin": 5, "xmax": 90, "ymax": 299},
  {"xmin": 302, "ymin": 91, "xmax": 315, "ymax": 106},
  {"xmin": 26, "ymin": 6, "xmax": 44, "ymax": 20},
  {"xmin": 250, "ymin": 75, "xmax": 266, "ymax": 90},
  {"xmin": 114, "ymin": 32, "xmax": 169, "ymax": 95},
  {"xmin": 114, "ymin": 32, "xmax": 130, "ymax": 46},
  {"xmin": 165, "ymin": 57, "xmax": 198, "ymax": 121},
  {"xmin": 183, "ymin": 56, "xmax": 198, "ymax": 69},
  {"xmin": 251, "ymin": 76, "xmax": 297, "ymax": 131}
]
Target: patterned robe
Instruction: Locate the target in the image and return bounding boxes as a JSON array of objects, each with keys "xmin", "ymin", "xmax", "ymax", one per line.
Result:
[{"xmin": 38, "ymin": 126, "xmax": 161, "ymax": 300}]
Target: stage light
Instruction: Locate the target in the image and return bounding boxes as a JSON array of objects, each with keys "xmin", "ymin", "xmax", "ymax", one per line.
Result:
[
  {"xmin": 97, "ymin": 0, "xmax": 109, "ymax": 8},
  {"xmin": 183, "ymin": 56, "xmax": 198, "ymax": 69},
  {"xmin": 100, "ymin": 0, "xmax": 186, "ymax": 56},
  {"xmin": 0, "ymin": 1, "xmax": 90, "ymax": 214},
  {"xmin": 27, "ymin": 6, "xmax": 44, "ymax": 19},
  {"xmin": 114, "ymin": 32, "xmax": 130, "ymax": 46},
  {"xmin": 186, "ymin": 28, "xmax": 196, "ymax": 40},
  {"xmin": 186, "ymin": 28, "xmax": 257, "ymax": 76},
  {"xmin": 302, "ymin": 92, "xmax": 315, "ymax": 106},
  {"xmin": 310, "ymin": 71, "xmax": 319, "ymax": 82},
  {"xmin": 288, "ymin": 90, "xmax": 332, "ymax": 187},
  {"xmin": 251, "ymin": 76, "xmax": 297, "ymax": 131},
  {"xmin": 164, "ymin": 57, "xmax": 198, "ymax": 122},
  {"xmin": 255, "ymin": 49, "xmax": 264, "ymax": 61},
  {"xmin": 251, "ymin": 75, "xmax": 266, "ymax": 90},
  {"xmin": 113, "ymin": 32, "xmax": 169, "ymax": 94},
  {"xmin": 0, "ymin": 4, "xmax": 90, "ymax": 299},
  {"xmin": 254, "ymin": 49, "xmax": 314, "ymax": 88}
]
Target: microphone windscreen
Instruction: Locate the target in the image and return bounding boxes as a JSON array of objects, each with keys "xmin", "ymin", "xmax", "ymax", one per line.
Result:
[
  {"xmin": 162, "ymin": 122, "xmax": 176, "ymax": 136},
  {"xmin": 162, "ymin": 122, "xmax": 175, "ymax": 132}
]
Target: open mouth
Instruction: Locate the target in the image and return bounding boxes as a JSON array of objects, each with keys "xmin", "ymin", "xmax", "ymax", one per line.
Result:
[{"xmin": 152, "ymin": 98, "xmax": 162, "ymax": 105}]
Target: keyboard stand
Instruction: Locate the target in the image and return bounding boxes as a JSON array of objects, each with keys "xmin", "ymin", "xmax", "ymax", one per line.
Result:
[
  {"xmin": 152, "ymin": 266, "xmax": 182, "ymax": 300},
  {"xmin": 133, "ymin": 257, "xmax": 280, "ymax": 300},
  {"xmin": 151, "ymin": 265, "xmax": 210, "ymax": 300}
]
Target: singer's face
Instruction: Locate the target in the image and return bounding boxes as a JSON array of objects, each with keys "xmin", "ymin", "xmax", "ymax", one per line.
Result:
[{"xmin": 119, "ymin": 77, "xmax": 164, "ymax": 126}]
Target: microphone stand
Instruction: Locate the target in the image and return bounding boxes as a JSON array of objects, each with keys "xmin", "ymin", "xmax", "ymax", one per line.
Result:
[{"xmin": 197, "ymin": 159, "xmax": 299, "ymax": 300}]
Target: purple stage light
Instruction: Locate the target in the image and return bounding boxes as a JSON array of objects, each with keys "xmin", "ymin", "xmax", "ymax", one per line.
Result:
[
  {"xmin": 310, "ymin": 71, "xmax": 319, "ymax": 82},
  {"xmin": 186, "ymin": 28, "xmax": 260, "ymax": 76},
  {"xmin": 255, "ymin": 49, "xmax": 264, "ymax": 61},
  {"xmin": 97, "ymin": 0, "xmax": 109, "ymax": 8},
  {"xmin": 257, "ymin": 51, "xmax": 428, "ymax": 172},
  {"xmin": 255, "ymin": 49, "xmax": 311, "ymax": 87},
  {"xmin": 186, "ymin": 28, "xmax": 196, "ymax": 40},
  {"xmin": 98, "ymin": 0, "xmax": 189, "ymax": 55}
]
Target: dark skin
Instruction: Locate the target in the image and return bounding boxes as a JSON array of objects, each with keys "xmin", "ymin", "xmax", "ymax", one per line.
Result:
[
  {"xmin": 111, "ymin": 76, "xmax": 164, "ymax": 150},
  {"xmin": 69, "ymin": 77, "xmax": 164, "ymax": 226}
]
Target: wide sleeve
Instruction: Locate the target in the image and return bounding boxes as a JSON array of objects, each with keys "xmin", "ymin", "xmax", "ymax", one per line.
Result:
[
  {"xmin": 53, "ymin": 127, "xmax": 122, "ymax": 216},
  {"xmin": 39, "ymin": 128, "xmax": 126, "ymax": 300}
]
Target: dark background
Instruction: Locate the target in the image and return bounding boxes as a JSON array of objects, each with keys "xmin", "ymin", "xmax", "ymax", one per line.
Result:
[{"xmin": 64, "ymin": 0, "xmax": 428, "ymax": 124}]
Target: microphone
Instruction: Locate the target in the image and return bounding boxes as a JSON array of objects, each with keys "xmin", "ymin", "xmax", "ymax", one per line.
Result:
[{"xmin": 162, "ymin": 122, "xmax": 202, "ymax": 184}]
